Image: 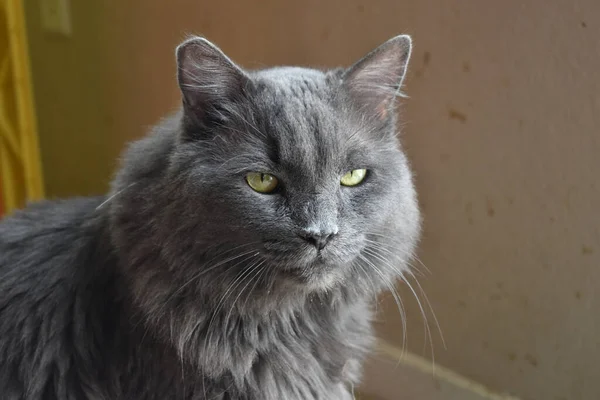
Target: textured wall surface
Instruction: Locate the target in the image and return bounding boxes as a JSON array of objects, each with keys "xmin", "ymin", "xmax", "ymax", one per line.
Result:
[{"xmin": 26, "ymin": 1, "xmax": 599, "ymax": 399}]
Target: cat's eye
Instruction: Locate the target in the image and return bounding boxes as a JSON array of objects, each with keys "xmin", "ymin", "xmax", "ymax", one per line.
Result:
[
  {"xmin": 340, "ymin": 169, "xmax": 367, "ymax": 187},
  {"xmin": 246, "ymin": 172, "xmax": 279, "ymax": 193}
]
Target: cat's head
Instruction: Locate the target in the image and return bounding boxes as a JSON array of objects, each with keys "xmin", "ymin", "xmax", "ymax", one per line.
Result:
[{"xmin": 111, "ymin": 35, "xmax": 421, "ymax": 315}]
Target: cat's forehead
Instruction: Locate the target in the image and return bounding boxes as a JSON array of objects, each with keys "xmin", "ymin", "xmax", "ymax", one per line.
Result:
[
  {"xmin": 255, "ymin": 66, "xmax": 327, "ymax": 82},
  {"xmin": 253, "ymin": 67, "xmax": 345, "ymax": 137},
  {"xmin": 250, "ymin": 67, "xmax": 349, "ymax": 172}
]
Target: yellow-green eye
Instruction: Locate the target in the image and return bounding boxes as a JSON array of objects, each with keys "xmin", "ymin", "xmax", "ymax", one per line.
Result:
[
  {"xmin": 340, "ymin": 169, "xmax": 367, "ymax": 187},
  {"xmin": 246, "ymin": 172, "xmax": 279, "ymax": 193}
]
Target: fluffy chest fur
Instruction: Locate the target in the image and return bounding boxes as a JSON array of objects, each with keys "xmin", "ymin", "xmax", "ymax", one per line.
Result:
[{"xmin": 123, "ymin": 294, "xmax": 373, "ymax": 399}]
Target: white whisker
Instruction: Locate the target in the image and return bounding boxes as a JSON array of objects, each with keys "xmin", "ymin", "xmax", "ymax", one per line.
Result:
[
  {"xmin": 96, "ymin": 182, "xmax": 137, "ymax": 210},
  {"xmin": 365, "ymin": 232, "xmax": 431, "ymax": 275},
  {"xmin": 199, "ymin": 257, "xmax": 264, "ymax": 368},
  {"xmin": 162, "ymin": 246, "xmax": 260, "ymax": 313},
  {"xmin": 406, "ymin": 271, "xmax": 446, "ymax": 350},
  {"xmin": 225, "ymin": 260, "xmax": 266, "ymax": 323},
  {"xmin": 362, "ymin": 246, "xmax": 434, "ymax": 363},
  {"xmin": 399, "ymin": 274, "xmax": 436, "ymax": 371},
  {"xmin": 358, "ymin": 253, "xmax": 408, "ymax": 358},
  {"xmin": 241, "ymin": 264, "xmax": 268, "ymax": 311}
]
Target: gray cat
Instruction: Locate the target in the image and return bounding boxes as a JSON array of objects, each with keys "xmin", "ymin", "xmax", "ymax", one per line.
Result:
[{"xmin": 0, "ymin": 35, "xmax": 420, "ymax": 399}]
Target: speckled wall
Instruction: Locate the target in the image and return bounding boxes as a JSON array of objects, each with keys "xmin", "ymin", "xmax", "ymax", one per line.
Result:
[{"xmin": 27, "ymin": 1, "xmax": 599, "ymax": 399}]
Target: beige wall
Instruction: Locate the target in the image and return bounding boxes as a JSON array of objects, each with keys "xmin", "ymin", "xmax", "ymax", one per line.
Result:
[
  {"xmin": 25, "ymin": 2, "xmax": 113, "ymax": 197},
  {"xmin": 27, "ymin": 1, "xmax": 599, "ymax": 399}
]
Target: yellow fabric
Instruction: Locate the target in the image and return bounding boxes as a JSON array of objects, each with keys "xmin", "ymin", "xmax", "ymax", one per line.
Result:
[{"xmin": 0, "ymin": 0, "xmax": 44, "ymax": 215}]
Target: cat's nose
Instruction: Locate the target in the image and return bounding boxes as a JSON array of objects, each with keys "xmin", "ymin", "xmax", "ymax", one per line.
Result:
[{"xmin": 298, "ymin": 229, "xmax": 337, "ymax": 251}]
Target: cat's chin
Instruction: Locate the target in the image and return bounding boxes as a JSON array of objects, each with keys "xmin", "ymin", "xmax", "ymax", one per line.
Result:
[
  {"xmin": 275, "ymin": 257, "xmax": 352, "ymax": 293},
  {"xmin": 302, "ymin": 269, "xmax": 345, "ymax": 292},
  {"xmin": 278, "ymin": 267, "xmax": 341, "ymax": 293}
]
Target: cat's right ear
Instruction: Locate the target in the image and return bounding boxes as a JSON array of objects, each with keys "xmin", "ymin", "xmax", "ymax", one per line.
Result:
[
  {"xmin": 176, "ymin": 37, "xmax": 249, "ymax": 129},
  {"xmin": 342, "ymin": 35, "xmax": 412, "ymax": 121}
]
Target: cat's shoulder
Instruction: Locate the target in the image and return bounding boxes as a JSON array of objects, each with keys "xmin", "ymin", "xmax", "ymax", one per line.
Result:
[
  {"xmin": 0, "ymin": 197, "xmax": 108, "ymax": 399},
  {"xmin": 0, "ymin": 197, "xmax": 105, "ymax": 283},
  {"xmin": 0, "ymin": 197, "xmax": 103, "ymax": 247}
]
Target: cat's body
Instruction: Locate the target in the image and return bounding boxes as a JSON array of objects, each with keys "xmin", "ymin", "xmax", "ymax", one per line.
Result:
[
  {"xmin": 0, "ymin": 36, "xmax": 419, "ymax": 399},
  {"xmin": 0, "ymin": 194, "xmax": 366, "ymax": 399}
]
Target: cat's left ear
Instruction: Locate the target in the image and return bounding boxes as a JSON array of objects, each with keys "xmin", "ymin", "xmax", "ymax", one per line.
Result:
[
  {"xmin": 342, "ymin": 35, "xmax": 412, "ymax": 119},
  {"xmin": 176, "ymin": 36, "xmax": 249, "ymax": 126}
]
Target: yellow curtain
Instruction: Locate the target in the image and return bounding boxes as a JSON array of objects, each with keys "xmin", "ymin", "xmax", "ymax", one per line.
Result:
[{"xmin": 0, "ymin": 0, "xmax": 44, "ymax": 216}]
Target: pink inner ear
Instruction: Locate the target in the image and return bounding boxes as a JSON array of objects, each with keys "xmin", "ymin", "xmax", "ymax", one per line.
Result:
[
  {"xmin": 344, "ymin": 36, "xmax": 412, "ymax": 118},
  {"xmin": 376, "ymin": 99, "xmax": 389, "ymax": 120}
]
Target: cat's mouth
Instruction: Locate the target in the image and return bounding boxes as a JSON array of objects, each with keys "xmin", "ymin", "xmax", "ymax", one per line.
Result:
[
  {"xmin": 257, "ymin": 238, "xmax": 359, "ymax": 291},
  {"xmin": 261, "ymin": 235, "xmax": 362, "ymax": 264},
  {"xmin": 262, "ymin": 239, "xmax": 333, "ymax": 264}
]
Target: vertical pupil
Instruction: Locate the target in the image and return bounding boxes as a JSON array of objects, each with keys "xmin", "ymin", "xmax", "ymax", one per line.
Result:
[{"xmin": 260, "ymin": 173, "xmax": 265, "ymax": 182}]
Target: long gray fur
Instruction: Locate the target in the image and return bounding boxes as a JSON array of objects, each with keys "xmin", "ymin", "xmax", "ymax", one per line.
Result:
[{"xmin": 0, "ymin": 35, "xmax": 420, "ymax": 399}]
